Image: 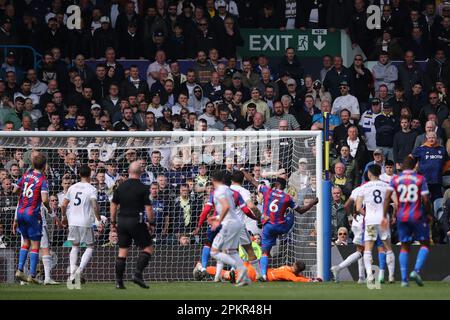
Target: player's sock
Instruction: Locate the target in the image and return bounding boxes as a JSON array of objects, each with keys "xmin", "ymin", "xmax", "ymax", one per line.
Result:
[
  {"xmin": 399, "ymin": 249, "xmax": 409, "ymax": 282},
  {"xmin": 214, "ymin": 261, "xmax": 224, "ymax": 282},
  {"xmin": 29, "ymin": 249, "xmax": 39, "ymax": 277},
  {"xmin": 378, "ymin": 251, "xmax": 386, "ymax": 272},
  {"xmin": 230, "ymin": 252, "xmax": 244, "ymax": 270},
  {"xmin": 78, "ymin": 247, "xmax": 93, "ymax": 273},
  {"xmin": 358, "ymin": 257, "xmax": 365, "ymax": 280},
  {"xmin": 260, "ymin": 254, "xmax": 269, "ymax": 277},
  {"xmin": 250, "ymin": 259, "xmax": 262, "ymax": 278},
  {"xmin": 414, "ymin": 246, "xmax": 429, "ymax": 274},
  {"xmin": 210, "ymin": 251, "xmax": 236, "ymax": 267},
  {"xmin": 42, "ymin": 255, "xmax": 52, "ymax": 282},
  {"xmin": 136, "ymin": 251, "xmax": 152, "ymax": 277},
  {"xmin": 201, "ymin": 246, "xmax": 211, "ymax": 270},
  {"xmin": 18, "ymin": 246, "xmax": 29, "ymax": 272},
  {"xmin": 115, "ymin": 257, "xmax": 126, "ymax": 281},
  {"xmin": 386, "ymin": 250, "xmax": 395, "ymax": 278},
  {"xmin": 363, "ymin": 251, "xmax": 373, "ymax": 279},
  {"xmin": 338, "ymin": 251, "xmax": 361, "ymax": 269},
  {"xmin": 69, "ymin": 246, "xmax": 79, "ymax": 277}
]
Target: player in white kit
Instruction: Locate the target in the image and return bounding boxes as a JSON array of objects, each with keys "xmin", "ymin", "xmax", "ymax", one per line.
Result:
[
  {"xmin": 356, "ymin": 164, "xmax": 395, "ymax": 285},
  {"xmin": 209, "ymin": 171, "xmax": 250, "ymax": 286},
  {"xmin": 229, "ymin": 170, "xmax": 264, "ymax": 281},
  {"xmin": 61, "ymin": 165, "xmax": 102, "ymax": 283}
]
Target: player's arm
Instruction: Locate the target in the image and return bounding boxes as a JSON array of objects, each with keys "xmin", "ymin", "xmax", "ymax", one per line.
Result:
[
  {"xmin": 422, "ymin": 193, "xmax": 432, "ymax": 221},
  {"xmin": 194, "ymin": 203, "xmax": 213, "ymax": 234},
  {"xmin": 41, "ymin": 191, "xmax": 50, "ymax": 212},
  {"xmin": 145, "ymin": 204, "xmax": 155, "ymax": 233},
  {"xmin": 110, "ymin": 201, "xmax": 118, "ymax": 232},
  {"xmin": 246, "ymin": 200, "xmax": 262, "ymax": 221},
  {"xmin": 355, "ymin": 196, "xmax": 364, "ymax": 215},
  {"xmin": 60, "ymin": 198, "xmax": 70, "ymax": 227},
  {"xmin": 383, "ymin": 190, "xmax": 393, "ymax": 219},
  {"xmin": 294, "ymin": 197, "xmax": 319, "ymax": 215},
  {"xmin": 241, "ymin": 169, "xmax": 260, "ymax": 188}
]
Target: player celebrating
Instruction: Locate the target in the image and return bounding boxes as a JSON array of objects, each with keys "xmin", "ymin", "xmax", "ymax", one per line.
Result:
[
  {"xmin": 209, "ymin": 170, "xmax": 249, "ymax": 286},
  {"xmin": 61, "ymin": 165, "xmax": 102, "ymax": 284},
  {"xmin": 242, "ymin": 170, "xmax": 318, "ymax": 281},
  {"xmin": 384, "ymin": 156, "xmax": 431, "ymax": 287},
  {"xmin": 356, "ymin": 164, "xmax": 395, "ymax": 285},
  {"xmin": 12, "ymin": 153, "xmax": 49, "ymax": 284}
]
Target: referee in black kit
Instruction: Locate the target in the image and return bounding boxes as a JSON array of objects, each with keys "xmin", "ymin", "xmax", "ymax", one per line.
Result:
[{"xmin": 110, "ymin": 161, "xmax": 155, "ymax": 289}]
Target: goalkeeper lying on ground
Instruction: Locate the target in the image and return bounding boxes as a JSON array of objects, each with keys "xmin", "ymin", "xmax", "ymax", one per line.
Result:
[{"xmin": 205, "ymin": 261, "xmax": 322, "ymax": 283}]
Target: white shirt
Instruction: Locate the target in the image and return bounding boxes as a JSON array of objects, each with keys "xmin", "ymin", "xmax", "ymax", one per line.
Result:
[
  {"xmin": 347, "ymin": 137, "xmax": 360, "ymax": 158},
  {"xmin": 214, "ymin": 185, "xmax": 240, "ymax": 223},
  {"xmin": 230, "ymin": 184, "xmax": 251, "ymax": 221},
  {"xmin": 380, "ymin": 173, "xmax": 393, "ymax": 184},
  {"xmin": 105, "ymin": 172, "xmax": 119, "ymax": 189},
  {"xmin": 198, "ymin": 113, "xmax": 217, "ymax": 127},
  {"xmin": 147, "ymin": 105, "xmax": 164, "ymax": 118},
  {"xmin": 332, "ymin": 94, "xmax": 360, "ymax": 117},
  {"xmin": 357, "ymin": 180, "xmax": 389, "ymax": 225},
  {"xmin": 146, "ymin": 62, "xmax": 170, "ymax": 90},
  {"xmin": 64, "ymin": 182, "xmax": 98, "ymax": 227},
  {"xmin": 349, "ymin": 186, "xmax": 363, "ymax": 228},
  {"xmin": 360, "ymin": 110, "xmax": 381, "ymax": 151}
]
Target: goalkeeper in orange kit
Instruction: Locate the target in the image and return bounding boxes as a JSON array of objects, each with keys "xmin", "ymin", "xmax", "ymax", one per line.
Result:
[{"xmin": 206, "ymin": 260, "xmax": 322, "ymax": 283}]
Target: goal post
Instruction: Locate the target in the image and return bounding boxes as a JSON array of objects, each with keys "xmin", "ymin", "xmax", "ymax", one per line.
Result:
[{"xmin": 0, "ymin": 130, "xmax": 328, "ymax": 282}]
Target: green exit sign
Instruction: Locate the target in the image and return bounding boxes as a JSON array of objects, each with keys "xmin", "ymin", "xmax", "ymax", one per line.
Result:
[{"xmin": 238, "ymin": 29, "xmax": 341, "ymax": 58}]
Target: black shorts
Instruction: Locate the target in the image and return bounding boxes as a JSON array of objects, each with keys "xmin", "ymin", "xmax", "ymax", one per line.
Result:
[{"xmin": 117, "ymin": 216, "xmax": 153, "ymax": 249}]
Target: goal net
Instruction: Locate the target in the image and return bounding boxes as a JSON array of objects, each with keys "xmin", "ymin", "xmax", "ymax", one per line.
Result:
[{"xmin": 0, "ymin": 131, "xmax": 323, "ymax": 283}]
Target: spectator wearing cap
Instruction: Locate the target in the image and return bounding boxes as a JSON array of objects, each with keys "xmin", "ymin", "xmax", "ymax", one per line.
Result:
[
  {"xmin": 267, "ymin": 100, "xmax": 300, "ymax": 131},
  {"xmin": 393, "ymin": 116, "xmax": 419, "ymax": 170},
  {"xmin": 3, "ymin": 97, "xmax": 28, "ymax": 130},
  {"xmin": 278, "ymin": 47, "xmax": 304, "ymax": 85},
  {"xmin": 324, "ymin": 55, "xmax": 353, "ymax": 101},
  {"xmin": 285, "ymin": 78, "xmax": 304, "ymax": 110},
  {"xmin": 362, "ymin": 149, "xmax": 385, "ymax": 183},
  {"xmin": 374, "ymin": 102, "xmax": 396, "ymax": 161},
  {"xmin": 349, "ymin": 54, "xmax": 373, "ymax": 112},
  {"xmin": 413, "ymin": 131, "xmax": 448, "ymax": 201},
  {"xmin": 120, "ymin": 64, "xmax": 149, "ymax": 99},
  {"xmin": 192, "ymin": 51, "xmax": 216, "ymax": 86},
  {"xmin": 372, "ymin": 51, "xmax": 398, "ymax": 93},
  {"xmin": 420, "ymin": 90, "xmax": 449, "ymax": 127},
  {"xmin": 118, "ymin": 21, "xmax": 144, "ymax": 59},
  {"xmin": 360, "ymin": 98, "xmax": 382, "ymax": 152},
  {"xmin": 288, "ymin": 158, "xmax": 310, "ymax": 192},
  {"xmin": 0, "ymin": 51, "xmax": 24, "ymax": 83},
  {"xmin": 397, "ymin": 51, "xmax": 424, "ymax": 96},
  {"xmin": 228, "ymin": 72, "xmax": 250, "ymax": 102},
  {"xmin": 90, "ymin": 104, "xmax": 103, "ymax": 129},
  {"xmin": 241, "ymin": 87, "xmax": 270, "ymax": 121},
  {"xmin": 331, "ymin": 81, "xmax": 360, "ymax": 122},
  {"xmin": 93, "ymin": 16, "xmax": 118, "ymax": 59}
]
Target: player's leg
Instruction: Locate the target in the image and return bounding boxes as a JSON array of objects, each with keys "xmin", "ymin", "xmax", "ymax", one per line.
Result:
[
  {"xmin": 40, "ymin": 225, "xmax": 57, "ymax": 284},
  {"xmin": 399, "ymin": 242, "xmax": 410, "ymax": 286},
  {"xmin": 240, "ymin": 227, "xmax": 263, "ymax": 280},
  {"xmin": 363, "ymin": 241, "xmax": 375, "ymax": 283},
  {"xmin": 28, "ymin": 239, "xmax": 41, "ymax": 283},
  {"xmin": 376, "ymin": 243, "xmax": 386, "ymax": 283},
  {"xmin": 210, "ymin": 224, "xmax": 239, "ymax": 268},
  {"xmin": 214, "ymin": 260, "xmax": 225, "ymax": 282},
  {"xmin": 260, "ymin": 224, "xmax": 276, "ymax": 281},
  {"xmin": 76, "ymin": 227, "xmax": 95, "ymax": 278},
  {"xmin": 67, "ymin": 226, "xmax": 81, "ymax": 280},
  {"xmin": 16, "ymin": 219, "xmax": 30, "ymax": 281},
  {"xmin": 409, "ymin": 221, "xmax": 431, "ymax": 287},
  {"xmin": 379, "ymin": 224, "xmax": 395, "ymax": 283},
  {"xmin": 116, "ymin": 247, "xmax": 128, "ymax": 289},
  {"xmin": 331, "ymin": 246, "xmax": 363, "ymax": 283}
]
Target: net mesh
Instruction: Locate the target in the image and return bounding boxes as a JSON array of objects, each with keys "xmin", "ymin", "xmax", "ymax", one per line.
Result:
[{"xmin": 0, "ymin": 132, "xmax": 319, "ymax": 282}]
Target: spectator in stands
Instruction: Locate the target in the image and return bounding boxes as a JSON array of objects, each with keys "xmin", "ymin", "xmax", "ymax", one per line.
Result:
[
  {"xmin": 424, "ymin": 49, "xmax": 450, "ymax": 91},
  {"xmin": 192, "ymin": 50, "xmax": 215, "ymax": 86},
  {"xmin": 213, "ymin": 106, "xmax": 235, "ymax": 130},
  {"xmin": 362, "ymin": 149, "xmax": 385, "ymax": 183},
  {"xmin": 349, "ymin": 0, "xmax": 372, "ymax": 57},
  {"xmin": 203, "ymin": 71, "xmax": 223, "ymax": 103},
  {"xmin": 332, "ymin": 162, "xmax": 352, "ymax": 198},
  {"xmin": 403, "ymin": 27, "xmax": 431, "ymax": 61},
  {"xmin": 120, "ymin": 64, "xmax": 149, "ymax": 99},
  {"xmin": 414, "ymin": 120, "xmax": 444, "ymax": 150},
  {"xmin": 93, "ymin": 16, "xmax": 117, "ymax": 59},
  {"xmin": 331, "ymin": 80, "xmax": 360, "ymax": 122},
  {"xmin": 372, "ymin": 51, "xmax": 398, "ymax": 93},
  {"xmin": 285, "ymin": 78, "xmax": 303, "ymax": 111},
  {"xmin": 331, "ymin": 186, "xmax": 350, "ymax": 241},
  {"xmin": 320, "ymin": 54, "xmax": 333, "ymax": 83},
  {"xmin": 420, "ymin": 90, "xmax": 449, "ymax": 127},
  {"xmin": 372, "ymin": 30, "xmax": 404, "ymax": 61},
  {"xmin": 398, "ymin": 51, "xmax": 424, "ymax": 96},
  {"xmin": 374, "ymin": 102, "xmax": 396, "ymax": 161},
  {"xmin": 332, "ymin": 144, "xmax": 358, "ymax": 186},
  {"xmin": 324, "ymin": 55, "xmax": 352, "ymax": 101},
  {"xmin": 278, "ymin": 47, "xmax": 304, "ymax": 85},
  {"xmin": 192, "ymin": 17, "xmax": 217, "ymax": 57},
  {"xmin": 326, "ymin": 0, "xmax": 352, "ymax": 32},
  {"xmin": 393, "ymin": 116, "xmax": 419, "ymax": 171},
  {"xmin": 241, "ymin": 87, "xmax": 270, "ymax": 122},
  {"xmin": 267, "ymin": 100, "xmax": 300, "ymax": 131},
  {"xmin": 433, "ymin": 16, "xmax": 450, "ymax": 59},
  {"xmin": 288, "ymin": 158, "xmax": 310, "ymax": 192},
  {"xmin": 345, "ymin": 125, "xmax": 368, "ymax": 173},
  {"xmin": 179, "ymin": 69, "xmax": 199, "ymax": 98},
  {"xmin": 113, "ymin": 106, "xmax": 136, "ymax": 131},
  {"xmin": 349, "ymin": 54, "xmax": 373, "ymax": 112},
  {"xmin": 188, "ymin": 85, "xmax": 210, "ymax": 115},
  {"xmin": 90, "ymin": 64, "xmax": 112, "ymax": 102},
  {"xmin": 413, "ymin": 131, "xmax": 448, "ymax": 201}
]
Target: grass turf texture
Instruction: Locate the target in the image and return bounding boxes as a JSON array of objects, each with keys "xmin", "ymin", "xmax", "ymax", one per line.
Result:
[{"xmin": 0, "ymin": 281, "xmax": 449, "ymax": 300}]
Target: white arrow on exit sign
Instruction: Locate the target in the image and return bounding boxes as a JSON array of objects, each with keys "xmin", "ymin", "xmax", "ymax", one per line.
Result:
[{"xmin": 313, "ymin": 35, "xmax": 326, "ymax": 50}]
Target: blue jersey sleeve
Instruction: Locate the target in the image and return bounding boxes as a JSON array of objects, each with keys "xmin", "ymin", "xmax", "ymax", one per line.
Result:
[
  {"xmin": 288, "ymin": 196, "xmax": 298, "ymax": 209},
  {"xmin": 41, "ymin": 178, "xmax": 49, "ymax": 193},
  {"xmin": 412, "ymin": 146, "xmax": 421, "ymax": 159},
  {"xmin": 258, "ymin": 184, "xmax": 269, "ymax": 195}
]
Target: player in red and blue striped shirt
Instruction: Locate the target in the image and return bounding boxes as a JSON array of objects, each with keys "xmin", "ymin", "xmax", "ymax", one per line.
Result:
[
  {"xmin": 384, "ymin": 156, "xmax": 432, "ymax": 287},
  {"xmin": 12, "ymin": 153, "xmax": 50, "ymax": 284},
  {"xmin": 243, "ymin": 171, "xmax": 318, "ymax": 280}
]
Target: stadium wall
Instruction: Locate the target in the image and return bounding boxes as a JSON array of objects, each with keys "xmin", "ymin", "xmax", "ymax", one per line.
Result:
[{"xmin": 333, "ymin": 246, "xmax": 450, "ymax": 282}]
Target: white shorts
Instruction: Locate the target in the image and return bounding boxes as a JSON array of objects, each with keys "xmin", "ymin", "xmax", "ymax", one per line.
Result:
[
  {"xmin": 212, "ymin": 219, "xmax": 243, "ymax": 251},
  {"xmin": 239, "ymin": 226, "xmax": 252, "ymax": 246},
  {"xmin": 352, "ymin": 224, "xmax": 364, "ymax": 246},
  {"xmin": 68, "ymin": 226, "xmax": 95, "ymax": 245},
  {"xmin": 364, "ymin": 224, "xmax": 390, "ymax": 242},
  {"xmin": 40, "ymin": 226, "xmax": 50, "ymax": 249}
]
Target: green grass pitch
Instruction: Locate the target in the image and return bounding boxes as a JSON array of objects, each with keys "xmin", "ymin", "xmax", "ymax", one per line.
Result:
[{"xmin": 1, "ymin": 281, "xmax": 449, "ymax": 300}]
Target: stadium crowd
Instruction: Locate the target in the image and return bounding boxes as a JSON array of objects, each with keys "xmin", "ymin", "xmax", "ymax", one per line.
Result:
[{"xmin": 1, "ymin": 0, "xmax": 450, "ymax": 250}]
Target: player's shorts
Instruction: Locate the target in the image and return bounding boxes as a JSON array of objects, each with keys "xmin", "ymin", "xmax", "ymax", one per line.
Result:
[
  {"xmin": 117, "ymin": 216, "xmax": 152, "ymax": 249},
  {"xmin": 397, "ymin": 220, "xmax": 430, "ymax": 243},
  {"xmin": 40, "ymin": 226, "xmax": 50, "ymax": 249},
  {"xmin": 351, "ymin": 223, "xmax": 364, "ymax": 246},
  {"xmin": 211, "ymin": 219, "xmax": 243, "ymax": 251},
  {"xmin": 238, "ymin": 226, "xmax": 252, "ymax": 246},
  {"xmin": 261, "ymin": 212, "xmax": 295, "ymax": 252},
  {"xmin": 364, "ymin": 224, "xmax": 390, "ymax": 242},
  {"xmin": 68, "ymin": 226, "xmax": 95, "ymax": 245},
  {"xmin": 17, "ymin": 214, "xmax": 42, "ymax": 241},
  {"xmin": 206, "ymin": 225, "xmax": 222, "ymax": 244}
]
